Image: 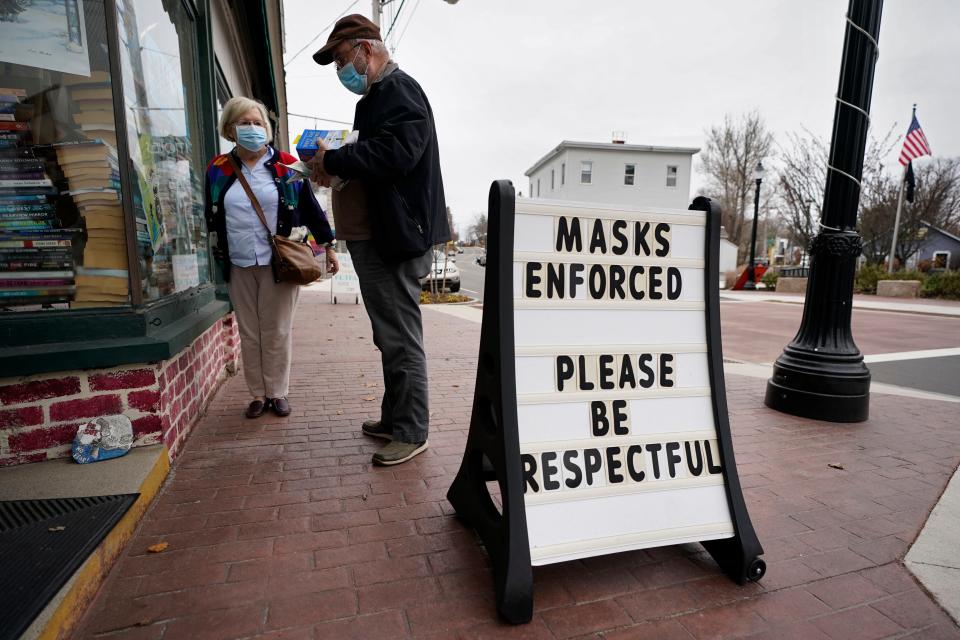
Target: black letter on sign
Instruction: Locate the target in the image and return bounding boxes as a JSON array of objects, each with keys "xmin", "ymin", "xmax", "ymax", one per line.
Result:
[
  {"xmin": 583, "ymin": 448, "xmax": 603, "ymax": 486},
  {"xmin": 611, "ymin": 220, "xmax": 628, "ymax": 255},
  {"xmin": 626, "ymin": 445, "xmax": 645, "ymax": 482},
  {"xmin": 612, "ymin": 399, "xmax": 629, "ymax": 435},
  {"xmin": 522, "ymin": 454, "xmax": 539, "ymax": 493},
  {"xmin": 588, "ymin": 265, "xmax": 606, "ymax": 299},
  {"xmin": 619, "ymin": 356, "xmax": 637, "ymax": 389},
  {"xmin": 563, "ymin": 450, "xmax": 583, "ymax": 488},
  {"xmin": 660, "ymin": 353, "xmax": 675, "ymax": 388},
  {"xmin": 654, "ymin": 223, "xmax": 671, "ymax": 257},
  {"xmin": 606, "ymin": 447, "xmax": 624, "ymax": 484},
  {"xmin": 704, "ymin": 440, "xmax": 724, "ymax": 475},
  {"xmin": 525, "ymin": 262, "xmax": 542, "ymax": 299},
  {"xmin": 589, "ymin": 218, "xmax": 607, "ymax": 254},
  {"xmin": 556, "ymin": 216, "xmax": 582, "ymax": 253},
  {"xmin": 648, "ymin": 266, "xmax": 664, "ymax": 300},
  {"xmin": 609, "ymin": 265, "xmax": 626, "ymax": 299},
  {"xmin": 556, "ymin": 355, "xmax": 574, "ymax": 392},
  {"xmin": 590, "ymin": 401, "xmax": 609, "ymax": 436},
  {"xmin": 629, "ymin": 265, "xmax": 646, "ymax": 300},
  {"xmin": 667, "ymin": 267, "xmax": 682, "ymax": 300},
  {"xmin": 634, "ymin": 221, "xmax": 651, "ymax": 256},
  {"xmin": 546, "ymin": 262, "xmax": 565, "ymax": 299},
  {"xmin": 638, "ymin": 354, "xmax": 655, "ymax": 388},
  {"xmin": 645, "ymin": 442, "xmax": 663, "ymax": 479},
  {"xmin": 666, "ymin": 441, "xmax": 682, "ymax": 478},
  {"xmin": 570, "ymin": 263, "xmax": 585, "ymax": 298},
  {"xmin": 685, "ymin": 440, "xmax": 704, "ymax": 476},
  {"xmin": 599, "ymin": 355, "xmax": 615, "ymax": 390},
  {"xmin": 541, "ymin": 452, "xmax": 561, "ymax": 491},
  {"xmin": 577, "ymin": 355, "xmax": 594, "ymax": 391}
]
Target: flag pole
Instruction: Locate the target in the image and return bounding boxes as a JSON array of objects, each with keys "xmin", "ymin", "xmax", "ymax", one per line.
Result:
[{"xmin": 887, "ymin": 162, "xmax": 907, "ymax": 273}]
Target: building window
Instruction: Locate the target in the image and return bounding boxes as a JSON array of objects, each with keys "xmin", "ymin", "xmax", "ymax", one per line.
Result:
[
  {"xmin": 537, "ymin": 179, "xmax": 540, "ymax": 197},
  {"xmin": 117, "ymin": 0, "xmax": 210, "ymax": 301},
  {"xmin": 580, "ymin": 161, "xmax": 593, "ymax": 185},
  {"xmin": 624, "ymin": 164, "xmax": 636, "ymax": 186},
  {"xmin": 0, "ymin": 2, "xmax": 128, "ymax": 312},
  {"xmin": 666, "ymin": 165, "xmax": 678, "ymax": 188},
  {"xmin": 561, "ymin": 162, "xmax": 565, "ymax": 186},
  {"xmin": 933, "ymin": 251, "xmax": 950, "ymax": 269},
  {"xmin": 551, "ymin": 169, "xmax": 555, "ymax": 190}
]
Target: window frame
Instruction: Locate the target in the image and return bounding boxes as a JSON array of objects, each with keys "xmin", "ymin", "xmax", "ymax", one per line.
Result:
[
  {"xmin": 561, "ymin": 162, "xmax": 565, "ymax": 186},
  {"xmin": 932, "ymin": 251, "xmax": 950, "ymax": 269},
  {"xmin": 624, "ymin": 163, "xmax": 636, "ymax": 186},
  {"xmin": 550, "ymin": 168, "xmax": 555, "ymax": 191},
  {"xmin": 580, "ymin": 160, "xmax": 593, "ymax": 185},
  {"xmin": 666, "ymin": 165, "xmax": 679, "ymax": 188}
]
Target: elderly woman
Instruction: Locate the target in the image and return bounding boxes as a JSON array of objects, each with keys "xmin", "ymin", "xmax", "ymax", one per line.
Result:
[{"xmin": 205, "ymin": 97, "xmax": 337, "ymax": 419}]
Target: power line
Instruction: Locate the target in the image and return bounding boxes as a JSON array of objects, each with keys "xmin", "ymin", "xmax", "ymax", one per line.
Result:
[
  {"xmin": 384, "ymin": 0, "xmax": 407, "ymax": 39},
  {"xmin": 287, "ymin": 112, "xmax": 353, "ymax": 126},
  {"xmin": 394, "ymin": 0, "xmax": 421, "ymax": 52},
  {"xmin": 285, "ymin": 0, "xmax": 360, "ymax": 67}
]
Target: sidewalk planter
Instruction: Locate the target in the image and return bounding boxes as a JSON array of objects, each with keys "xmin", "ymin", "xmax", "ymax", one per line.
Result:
[
  {"xmin": 877, "ymin": 279, "xmax": 921, "ymax": 298},
  {"xmin": 776, "ymin": 276, "xmax": 808, "ymax": 293}
]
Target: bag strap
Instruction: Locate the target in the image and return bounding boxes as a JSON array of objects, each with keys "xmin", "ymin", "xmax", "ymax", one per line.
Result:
[{"xmin": 228, "ymin": 154, "xmax": 274, "ymax": 238}]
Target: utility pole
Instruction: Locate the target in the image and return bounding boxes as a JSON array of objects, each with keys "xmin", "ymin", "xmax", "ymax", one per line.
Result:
[
  {"xmin": 371, "ymin": 0, "xmax": 381, "ymax": 25},
  {"xmin": 765, "ymin": 0, "xmax": 882, "ymax": 423}
]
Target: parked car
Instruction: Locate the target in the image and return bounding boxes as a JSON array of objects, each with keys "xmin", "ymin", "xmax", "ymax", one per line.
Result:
[
  {"xmin": 420, "ymin": 250, "xmax": 461, "ymax": 292},
  {"xmin": 476, "ymin": 252, "xmax": 487, "ymax": 267}
]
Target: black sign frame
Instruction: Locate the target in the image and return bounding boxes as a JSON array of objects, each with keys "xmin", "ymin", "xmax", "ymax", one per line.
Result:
[{"xmin": 447, "ymin": 181, "xmax": 765, "ymax": 624}]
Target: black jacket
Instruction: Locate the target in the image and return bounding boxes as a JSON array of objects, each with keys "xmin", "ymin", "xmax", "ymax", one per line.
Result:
[
  {"xmin": 323, "ymin": 67, "xmax": 450, "ymax": 262},
  {"xmin": 204, "ymin": 146, "xmax": 334, "ymax": 282}
]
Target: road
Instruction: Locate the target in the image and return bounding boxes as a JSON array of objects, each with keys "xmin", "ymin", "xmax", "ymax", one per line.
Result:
[{"xmin": 456, "ymin": 247, "xmax": 486, "ymax": 300}]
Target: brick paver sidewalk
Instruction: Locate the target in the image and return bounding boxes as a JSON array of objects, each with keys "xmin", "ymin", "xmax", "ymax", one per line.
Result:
[{"xmin": 76, "ymin": 288, "xmax": 960, "ymax": 639}]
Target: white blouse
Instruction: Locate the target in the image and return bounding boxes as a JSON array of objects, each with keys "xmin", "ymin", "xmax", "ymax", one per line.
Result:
[{"xmin": 223, "ymin": 148, "xmax": 280, "ymax": 267}]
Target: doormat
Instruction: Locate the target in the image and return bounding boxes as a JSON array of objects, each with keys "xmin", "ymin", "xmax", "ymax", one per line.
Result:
[{"xmin": 0, "ymin": 494, "xmax": 138, "ymax": 640}]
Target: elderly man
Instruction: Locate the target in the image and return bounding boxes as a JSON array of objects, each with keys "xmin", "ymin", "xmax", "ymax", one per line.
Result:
[{"xmin": 310, "ymin": 14, "xmax": 450, "ymax": 466}]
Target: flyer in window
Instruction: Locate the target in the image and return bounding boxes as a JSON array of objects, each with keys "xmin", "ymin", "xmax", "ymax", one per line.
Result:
[{"xmin": 0, "ymin": 0, "xmax": 91, "ymax": 76}]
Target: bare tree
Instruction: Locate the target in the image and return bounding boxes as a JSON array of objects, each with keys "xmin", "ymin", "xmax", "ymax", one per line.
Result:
[
  {"xmin": 446, "ymin": 206, "xmax": 459, "ymax": 243},
  {"xmin": 699, "ymin": 111, "xmax": 774, "ymax": 258},
  {"xmin": 860, "ymin": 157, "xmax": 960, "ymax": 266},
  {"xmin": 467, "ymin": 212, "xmax": 488, "ymax": 246},
  {"xmin": 775, "ymin": 127, "xmax": 897, "ymax": 264}
]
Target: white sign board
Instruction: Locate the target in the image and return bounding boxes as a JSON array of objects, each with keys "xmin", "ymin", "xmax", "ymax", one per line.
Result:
[
  {"xmin": 512, "ymin": 199, "xmax": 734, "ymax": 565},
  {"xmin": 331, "ymin": 251, "xmax": 361, "ymax": 304}
]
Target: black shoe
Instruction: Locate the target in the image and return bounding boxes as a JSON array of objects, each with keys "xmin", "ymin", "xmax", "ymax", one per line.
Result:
[
  {"xmin": 271, "ymin": 397, "xmax": 291, "ymax": 417},
  {"xmin": 245, "ymin": 399, "xmax": 270, "ymax": 419},
  {"xmin": 361, "ymin": 420, "xmax": 393, "ymax": 440}
]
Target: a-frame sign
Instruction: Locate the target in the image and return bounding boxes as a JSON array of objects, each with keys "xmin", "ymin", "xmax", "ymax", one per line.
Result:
[{"xmin": 448, "ymin": 181, "xmax": 765, "ymax": 623}]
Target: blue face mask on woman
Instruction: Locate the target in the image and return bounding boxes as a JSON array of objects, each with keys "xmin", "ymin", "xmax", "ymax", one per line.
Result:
[{"xmin": 235, "ymin": 124, "xmax": 268, "ymax": 151}]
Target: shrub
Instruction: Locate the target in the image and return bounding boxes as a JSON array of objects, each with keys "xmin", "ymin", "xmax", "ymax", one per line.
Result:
[
  {"xmin": 921, "ymin": 272, "xmax": 960, "ymax": 300},
  {"xmin": 761, "ymin": 270, "xmax": 778, "ymax": 290},
  {"xmin": 855, "ymin": 264, "xmax": 885, "ymax": 293}
]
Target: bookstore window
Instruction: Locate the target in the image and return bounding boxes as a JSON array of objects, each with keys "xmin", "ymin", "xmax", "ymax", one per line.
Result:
[
  {"xmin": 116, "ymin": 0, "xmax": 210, "ymax": 302},
  {"xmin": 666, "ymin": 165, "xmax": 678, "ymax": 188},
  {"xmin": 1, "ymin": 0, "xmax": 128, "ymax": 312}
]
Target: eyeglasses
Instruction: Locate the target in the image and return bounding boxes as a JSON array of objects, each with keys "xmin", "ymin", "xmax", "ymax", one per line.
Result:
[{"xmin": 334, "ymin": 43, "xmax": 362, "ymax": 71}]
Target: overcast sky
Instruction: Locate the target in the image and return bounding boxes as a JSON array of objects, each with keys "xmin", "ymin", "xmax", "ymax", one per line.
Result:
[{"xmin": 281, "ymin": 0, "xmax": 959, "ymax": 235}]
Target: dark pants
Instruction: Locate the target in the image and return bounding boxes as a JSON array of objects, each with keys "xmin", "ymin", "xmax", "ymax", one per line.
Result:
[{"xmin": 347, "ymin": 240, "xmax": 432, "ymax": 444}]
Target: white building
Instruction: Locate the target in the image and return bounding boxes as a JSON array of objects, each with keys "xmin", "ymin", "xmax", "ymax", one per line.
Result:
[{"xmin": 524, "ymin": 140, "xmax": 699, "ymax": 210}]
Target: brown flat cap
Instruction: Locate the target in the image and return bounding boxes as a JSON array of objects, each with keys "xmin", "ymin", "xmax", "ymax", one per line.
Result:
[{"xmin": 313, "ymin": 14, "xmax": 382, "ymax": 65}]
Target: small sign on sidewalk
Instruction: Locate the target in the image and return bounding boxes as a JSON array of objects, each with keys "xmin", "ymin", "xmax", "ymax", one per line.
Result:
[
  {"xmin": 448, "ymin": 181, "xmax": 764, "ymax": 623},
  {"xmin": 331, "ymin": 250, "xmax": 361, "ymax": 305}
]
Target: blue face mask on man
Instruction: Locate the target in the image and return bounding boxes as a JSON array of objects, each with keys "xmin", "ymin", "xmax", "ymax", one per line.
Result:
[
  {"xmin": 337, "ymin": 47, "xmax": 368, "ymax": 95},
  {"xmin": 235, "ymin": 124, "xmax": 268, "ymax": 151}
]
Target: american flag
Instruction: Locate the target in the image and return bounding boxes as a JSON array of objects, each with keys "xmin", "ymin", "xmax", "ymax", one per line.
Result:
[{"xmin": 899, "ymin": 115, "xmax": 931, "ymax": 166}]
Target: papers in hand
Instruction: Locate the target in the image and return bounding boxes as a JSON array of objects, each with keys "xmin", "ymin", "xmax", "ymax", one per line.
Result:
[{"xmin": 279, "ymin": 160, "xmax": 348, "ymax": 190}]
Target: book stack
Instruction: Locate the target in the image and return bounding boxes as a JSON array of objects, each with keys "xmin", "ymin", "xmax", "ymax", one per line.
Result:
[
  {"xmin": 0, "ymin": 87, "xmax": 78, "ymax": 310},
  {"xmin": 55, "ymin": 141, "xmax": 129, "ymax": 307},
  {"xmin": 63, "ymin": 71, "xmax": 117, "ymax": 147}
]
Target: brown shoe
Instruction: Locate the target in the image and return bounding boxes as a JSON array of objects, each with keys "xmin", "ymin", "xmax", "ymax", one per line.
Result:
[
  {"xmin": 245, "ymin": 399, "xmax": 269, "ymax": 419},
  {"xmin": 271, "ymin": 397, "xmax": 291, "ymax": 417}
]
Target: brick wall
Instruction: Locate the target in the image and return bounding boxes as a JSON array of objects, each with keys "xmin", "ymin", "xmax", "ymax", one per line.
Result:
[{"xmin": 0, "ymin": 313, "xmax": 240, "ymax": 467}]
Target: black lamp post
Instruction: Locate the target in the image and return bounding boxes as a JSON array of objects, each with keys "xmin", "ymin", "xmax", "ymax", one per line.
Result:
[
  {"xmin": 743, "ymin": 162, "xmax": 765, "ymax": 290},
  {"xmin": 765, "ymin": 0, "xmax": 882, "ymax": 423}
]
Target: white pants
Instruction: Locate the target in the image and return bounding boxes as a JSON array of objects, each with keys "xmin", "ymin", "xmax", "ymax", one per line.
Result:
[{"xmin": 228, "ymin": 265, "xmax": 300, "ymax": 398}]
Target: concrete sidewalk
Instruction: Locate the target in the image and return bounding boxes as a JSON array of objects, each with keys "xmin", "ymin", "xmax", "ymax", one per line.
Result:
[{"xmin": 75, "ymin": 287, "xmax": 960, "ymax": 639}]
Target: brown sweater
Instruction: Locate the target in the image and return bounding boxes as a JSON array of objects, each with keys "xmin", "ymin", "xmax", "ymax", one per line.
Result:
[{"xmin": 331, "ymin": 179, "xmax": 372, "ymax": 241}]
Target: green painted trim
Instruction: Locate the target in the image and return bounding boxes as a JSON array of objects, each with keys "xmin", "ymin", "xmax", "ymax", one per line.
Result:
[
  {"xmin": 260, "ymin": 0, "xmax": 280, "ymax": 113},
  {"xmin": 0, "ymin": 299, "xmax": 230, "ymax": 377}
]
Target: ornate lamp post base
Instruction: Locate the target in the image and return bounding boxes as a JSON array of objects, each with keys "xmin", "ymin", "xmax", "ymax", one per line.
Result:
[{"xmin": 765, "ymin": 358, "xmax": 870, "ymax": 423}]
